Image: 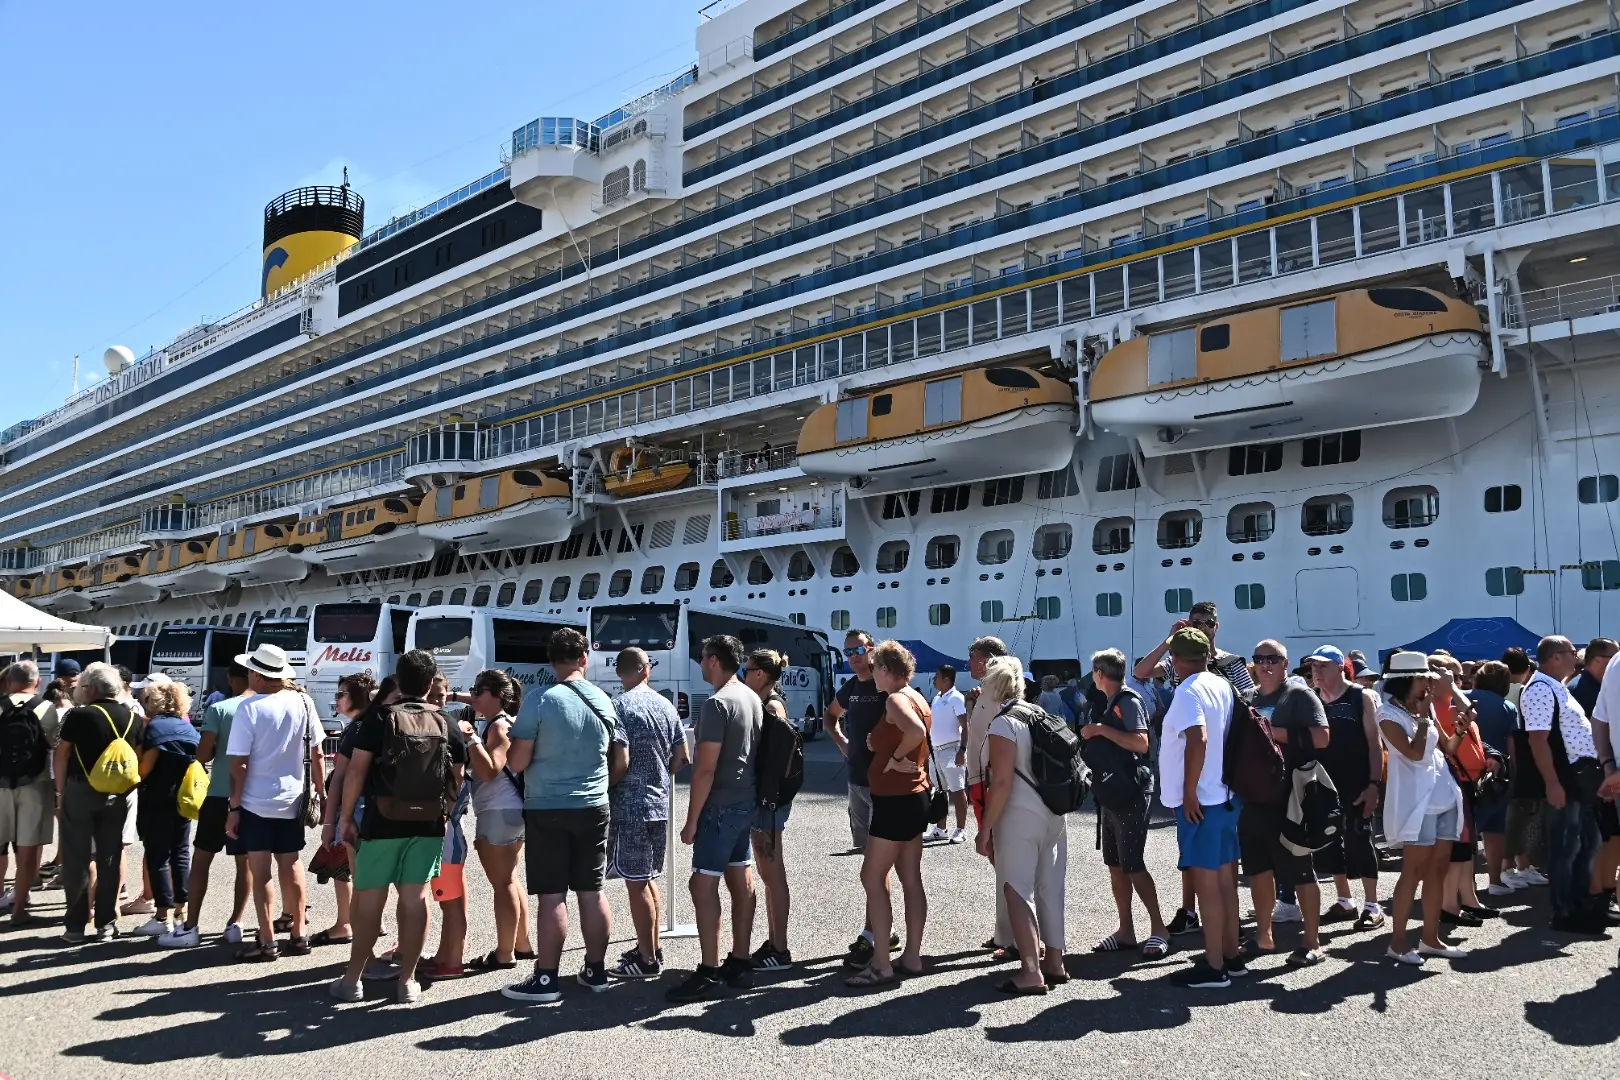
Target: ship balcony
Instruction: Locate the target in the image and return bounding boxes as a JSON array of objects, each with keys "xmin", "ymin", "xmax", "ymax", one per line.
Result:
[
  {"xmin": 719, "ymin": 484, "xmax": 845, "ymax": 553},
  {"xmin": 137, "ymin": 504, "xmax": 204, "ymax": 545},
  {"xmin": 715, "ymin": 446, "xmax": 800, "ymax": 487},
  {"xmin": 402, "ymin": 423, "xmax": 485, "ymax": 483},
  {"xmin": 510, "ymin": 117, "xmax": 603, "ymax": 209}
]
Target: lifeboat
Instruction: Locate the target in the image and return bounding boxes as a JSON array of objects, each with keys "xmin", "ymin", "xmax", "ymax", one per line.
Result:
[
  {"xmin": 602, "ymin": 447, "xmax": 694, "ymax": 499},
  {"xmin": 1088, "ymin": 287, "xmax": 1485, "ymax": 457},
  {"xmin": 289, "ymin": 494, "xmax": 436, "ymax": 572},
  {"xmin": 796, "ymin": 365, "xmax": 1078, "ymax": 496},
  {"xmin": 211, "ymin": 520, "xmax": 309, "ymax": 587},
  {"xmin": 417, "ymin": 469, "xmax": 573, "ymax": 553},
  {"xmin": 144, "ymin": 538, "xmax": 228, "ymax": 598},
  {"xmin": 83, "ymin": 553, "xmax": 160, "ymax": 606}
]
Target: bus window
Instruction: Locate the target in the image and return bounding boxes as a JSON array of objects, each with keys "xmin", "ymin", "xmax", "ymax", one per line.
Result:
[
  {"xmin": 152, "ymin": 627, "xmax": 207, "ymax": 664},
  {"xmin": 390, "ymin": 607, "xmax": 413, "ymax": 654},
  {"xmin": 313, "ymin": 604, "xmax": 382, "ymax": 644},
  {"xmin": 590, "ymin": 604, "xmax": 679, "ymax": 651},
  {"xmin": 248, "ymin": 621, "xmax": 308, "ymax": 655},
  {"xmin": 415, "ymin": 617, "xmax": 474, "ymax": 658},
  {"xmin": 493, "ymin": 618, "xmax": 561, "ymax": 665}
]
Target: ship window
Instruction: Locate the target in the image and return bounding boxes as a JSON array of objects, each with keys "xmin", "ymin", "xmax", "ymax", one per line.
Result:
[
  {"xmin": 1486, "ymin": 567, "xmax": 1525, "ymax": 596},
  {"xmin": 985, "ymin": 368, "xmax": 1039, "ymax": 388},
  {"xmin": 924, "ymin": 377, "xmax": 963, "ymax": 426},
  {"xmin": 472, "ymin": 585, "xmax": 492, "ymax": 606},
  {"xmin": 1033, "ymin": 524, "xmax": 1072, "ymax": 560},
  {"xmin": 1093, "ymin": 518, "xmax": 1133, "ymax": 555},
  {"xmin": 521, "ymin": 579, "xmax": 543, "ymax": 605},
  {"xmin": 925, "ymin": 535, "xmax": 959, "ymax": 569},
  {"xmin": 496, "ymin": 582, "xmax": 516, "ymax": 607},
  {"xmin": 1095, "ymin": 593, "xmax": 1123, "ymax": 617},
  {"xmin": 746, "ymin": 557, "xmax": 773, "ymax": 584},
  {"xmin": 1228, "ymin": 443, "xmax": 1282, "ymax": 476},
  {"xmin": 978, "ymin": 530, "xmax": 1015, "ymax": 565},
  {"xmin": 480, "ymin": 476, "xmax": 500, "ymax": 510},
  {"xmin": 710, "ymin": 560, "xmax": 734, "ymax": 588},
  {"xmin": 834, "ymin": 399, "xmax": 867, "ymax": 442},
  {"xmin": 876, "ymin": 541, "xmax": 910, "ymax": 573},
  {"xmin": 1368, "ymin": 288, "xmax": 1446, "ymax": 312},
  {"xmin": 1035, "ymin": 596, "xmax": 1062, "ymax": 620},
  {"xmin": 881, "ymin": 492, "xmax": 920, "ymax": 520},
  {"xmin": 1302, "ymin": 494, "xmax": 1354, "ymax": 535},
  {"xmin": 1484, "ymin": 485, "xmax": 1522, "ymax": 512},
  {"xmin": 1280, "ymin": 299, "xmax": 1337, "ymax": 362},
  {"xmin": 983, "ymin": 477, "xmax": 1025, "ymax": 506},
  {"xmin": 1096, "ymin": 454, "xmax": 1140, "ymax": 492},
  {"xmin": 1158, "ymin": 510, "xmax": 1203, "ymax": 549},
  {"xmin": 674, "ymin": 563, "xmax": 700, "ymax": 591},
  {"xmin": 982, "ymin": 600, "xmax": 1006, "ymax": 622},
  {"xmin": 549, "ymin": 577, "xmax": 571, "ymax": 602},
  {"xmin": 831, "ymin": 546, "xmax": 860, "ymax": 577},
  {"xmin": 929, "ymin": 604, "xmax": 951, "ymax": 626},
  {"xmin": 559, "ymin": 534, "xmax": 584, "ymax": 560},
  {"xmin": 1148, "ymin": 327, "xmax": 1197, "ymax": 385},
  {"xmin": 513, "ymin": 470, "xmax": 547, "ymax": 487},
  {"xmin": 1302, "ymin": 431, "xmax": 1361, "ymax": 466},
  {"xmin": 876, "ymin": 606, "xmax": 897, "ymax": 629},
  {"xmin": 648, "ymin": 520, "xmax": 676, "ymax": 548},
  {"xmin": 1581, "ymin": 560, "xmax": 1620, "ymax": 591},
  {"xmin": 1165, "ymin": 587, "xmax": 1193, "ymax": 613},
  {"xmin": 1234, "ymin": 583, "xmax": 1267, "ymax": 610},
  {"xmin": 1384, "ymin": 486, "xmax": 1439, "ymax": 528},
  {"xmin": 428, "ymin": 590, "xmax": 445, "ymax": 606},
  {"xmin": 1037, "ymin": 468, "xmax": 1080, "ymax": 499},
  {"xmin": 608, "ymin": 569, "xmax": 632, "ymax": 597},
  {"xmin": 871, "ymin": 394, "xmax": 893, "ymax": 417},
  {"xmin": 449, "ymin": 587, "xmax": 468, "ymax": 605},
  {"xmin": 579, "ymin": 573, "xmax": 601, "ymax": 601},
  {"xmin": 1578, "ymin": 474, "xmax": 1619, "ymax": 504},
  {"xmin": 830, "ymin": 609, "xmax": 851, "ymax": 632},
  {"xmin": 931, "ymin": 484, "xmax": 971, "ymax": 513},
  {"xmin": 788, "ymin": 551, "xmax": 815, "ymax": 580},
  {"xmin": 1391, "ymin": 573, "xmax": 1428, "ymax": 601},
  {"xmin": 1200, "ymin": 324, "xmax": 1231, "ymax": 352},
  {"xmin": 1227, "ymin": 502, "xmax": 1276, "ymax": 543},
  {"xmin": 683, "ymin": 515, "xmax": 711, "ymax": 544},
  {"xmin": 640, "ymin": 566, "xmax": 665, "ymax": 594}
]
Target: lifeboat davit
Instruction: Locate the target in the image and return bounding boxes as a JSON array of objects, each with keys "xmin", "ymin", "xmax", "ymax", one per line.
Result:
[
  {"xmin": 602, "ymin": 447, "xmax": 694, "ymax": 499},
  {"xmin": 1088, "ymin": 287, "xmax": 1485, "ymax": 457},
  {"xmin": 417, "ymin": 469, "xmax": 573, "ymax": 553},
  {"xmin": 213, "ymin": 520, "xmax": 309, "ymax": 587},
  {"xmin": 289, "ymin": 495, "xmax": 436, "ymax": 572},
  {"xmin": 796, "ymin": 365, "xmax": 1077, "ymax": 496}
]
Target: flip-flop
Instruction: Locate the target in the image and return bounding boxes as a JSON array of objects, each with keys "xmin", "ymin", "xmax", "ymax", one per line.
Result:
[
  {"xmin": 1286, "ymin": 948, "xmax": 1326, "ymax": 968},
  {"xmin": 990, "ymin": 944, "xmax": 1022, "ymax": 962},
  {"xmin": 515, "ymin": 949, "xmax": 536, "ymax": 960},
  {"xmin": 997, "ymin": 978, "xmax": 1049, "ymax": 996},
  {"xmin": 468, "ymin": 951, "xmax": 518, "ymax": 971},
  {"xmin": 1042, "ymin": 968, "xmax": 1071, "ymax": 986},
  {"xmin": 1092, "ymin": 934, "xmax": 1138, "ymax": 952},
  {"xmin": 1141, "ymin": 936, "xmax": 1170, "ymax": 960},
  {"xmin": 309, "ymin": 930, "xmax": 353, "ymax": 947},
  {"xmin": 844, "ymin": 964, "xmax": 897, "ymax": 989}
]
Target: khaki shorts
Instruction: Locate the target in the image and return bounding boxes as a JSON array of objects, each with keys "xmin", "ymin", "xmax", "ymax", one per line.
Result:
[{"xmin": 0, "ymin": 778, "xmax": 55, "ymax": 848}]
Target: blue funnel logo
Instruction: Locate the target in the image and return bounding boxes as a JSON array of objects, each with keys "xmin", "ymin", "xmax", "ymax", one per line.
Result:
[{"xmin": 261, "ymin": 247, "xmax": 289, "ymax": 295}]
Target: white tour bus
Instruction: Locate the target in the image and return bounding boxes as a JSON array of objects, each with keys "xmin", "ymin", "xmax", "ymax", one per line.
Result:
[
  {"xmin": 585, "ymin": 602, "xmax": 837, "ymax": 725},
  {"xmin": 406, "ymin": 606, "xmax": 580, "ymax": 698},
  {"xmin": 150, "ymin": 623, "xmax": 250, "ymax": 717},
  {"xmin": 247, "ymin": 616, "xmax": 310, "ymax": 683},
  {"xmin": 306, "ymin": 602, "xmax": 414, "ymax": 729}
]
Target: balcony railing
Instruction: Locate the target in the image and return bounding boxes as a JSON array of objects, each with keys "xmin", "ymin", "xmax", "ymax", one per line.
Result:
[
  {"xmin": 718, "ymin": 446, "xmax": 799, "ymax": 477},
  {"xmin": 511, "ymin": 117, "xmax": 600, "ymax": 157},
  {"xmin": 723, "ymin": 500, "xmax": 843, "ymax": 541}
]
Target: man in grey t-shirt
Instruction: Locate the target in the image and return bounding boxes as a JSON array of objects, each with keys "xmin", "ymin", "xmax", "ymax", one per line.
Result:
[{"xmin": 669, "ymin": 634, "xmax": 762, "ymax": 1003}]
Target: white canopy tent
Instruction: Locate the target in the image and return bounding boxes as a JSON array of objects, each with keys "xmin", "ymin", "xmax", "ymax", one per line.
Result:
[{"xmin": 0, "ymin": 590, "xmax": 112, "ymax": 654}]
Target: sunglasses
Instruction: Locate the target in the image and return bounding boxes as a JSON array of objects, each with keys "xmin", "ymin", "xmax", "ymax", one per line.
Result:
[
  {"xmin": 1252, "ymin": 654, "xmax": 1287, "ymax": 666},
  {"xmin": 843, "ymin": 645, "xmax": 871, "ymax": 657}
]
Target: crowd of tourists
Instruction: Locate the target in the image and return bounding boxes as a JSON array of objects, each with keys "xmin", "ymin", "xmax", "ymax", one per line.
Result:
[{"xmin": 1, "ymin": 598, "xmax": 1617, "ymax": 1003}]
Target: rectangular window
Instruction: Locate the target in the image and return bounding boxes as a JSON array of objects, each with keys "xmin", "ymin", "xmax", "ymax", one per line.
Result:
[
  {"xmin": 876, "ymin": 606, "xmax": 897, "ymax": 629},
  {"xmin": 1484, "ymin": 485, "xmax": 1522, "ymax": 513},
  {"xmin": 931, "ymin": 485, "xmax": 971, "ymax": 513},
  {"xmin": 1302, "ymin": 431, "xmax": 1362, "ymax": 467},
  {"xmin": 835, "ymin": 398, "xmax": 868, "ymax": 443},
  {"xmin": 1164, "ymin": 587, "xmax": 1193, "ymax": 613},
  {"xmin": 1094, "ymin": 592, "xmax": 1123, "ymax": 617},
  {"xmin": 1485, "ymin": 567, "xmax": 1525, "ymax": 596},
  {"xmin": 983, "ymin": 477, "xmax": 1025, "ymax": 507},
  {"xmin": 881, "ymin": 492, "xmax": 921, "ymax": 520},
  {"xmin": 1279, "ymin": 299, "xmax": 1337, "ymax": 362},
  {"xmin": 830, "ymin": 609, "xmax": 851, "ymax": 631},
  {"xmin": 1228, "ymin": 444, "xmax": 1283, "ymax": 476},
  {"xmin": 1581, "ymin": 560, "xmax": 1620, "ymax": 591},
  {"xmin": 1391, "ymin": 573, "xmax": 1428, "ymax": 602},
  {"xmin": 980, "ymin": 600, "xmax": 1005, "ymax": 623},
  {"xmin": 928, "ymin": 603, "xmax": 950, "ymax": 626},
  {"xmin": 1234, "ymin": 583, "xmax": 1266, "ymax": 610},
  {"xmin": 1096, "ymin": 454, "xmax": 1141, "ymax": 492},
  {"xmin": 1578, "ymin": 475, "xmax": 1619, "ymax": 503},
  {"xmin": 923, "ymin": 377, "xmax": 963, "ymax": 426},
  {"xmin": 1147, "ymin": 327, "xmax": 1197, "ymax": 386},
  {"xmin": 1036, "ymin": 468, "xmax": 1080, "ymax": 499},
  {"xmin": 1034, "ymin": 596, "xmax": 1061, "ymax": 620}
]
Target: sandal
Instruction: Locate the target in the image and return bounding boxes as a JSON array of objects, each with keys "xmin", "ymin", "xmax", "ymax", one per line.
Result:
[
  {"xmin": 996, "ymin": 978, "xmax": 1049, "ymax": 996},
  {"xmin": 1042, "ymin": 968, "xmax": 1071, "ymax": 986},
  {"xmin": 990, "ymin": 944, "xmax": 1022, "ymax": 962},
  {"xmin": 844, "ymin": 964, "xmax": 897, "ymax": 989},
  {"xmin": 309, "ymin": 929, "xmax": 353, "ymax": 947},
  {"xmin": 284, "ymin": 935, "xmax": 312, "ymax": 956},
  {"xmin": 234, "ymin": 940, "xmax": 280, "ymax": 963},
  {"xmin": 273, "ymin": 914, "xmax": 295, "ymax": 934},
  {"xmin": 1092, "ymin": 933, "xmax": 1138, "ymax": 953},
  {"xmin": 418, "ymin": 958, "xmax": 466, "ymax": 979},
  {"xmin": 1286, "ymin": 947, "xmax": 1326, "ymax": 968},
  {"xmin": 515, "ymin": 949, "xmax": 536, "ymax": 961},
  {"xmin": 468, "ymin": 951, "xmax": 518, "ymax": 971},
  {"xmin": 1141, "ymin": 936, "xmax": 1170, "ymax": 960},
  {"xmin": 981, "ymin": 937, "xmax": 1001, "ymax": 951}
]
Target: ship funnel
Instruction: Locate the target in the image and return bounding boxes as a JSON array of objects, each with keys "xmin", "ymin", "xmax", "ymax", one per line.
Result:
[{"xmin": 261, "ymin": 176, "xmax": 364, "ymax": 297}]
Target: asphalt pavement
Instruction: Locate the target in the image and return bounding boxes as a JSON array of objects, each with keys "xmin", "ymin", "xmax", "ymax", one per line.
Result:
[{"xmin": 1, "ymin": 737, "xmax": 1616, "ymax": 1080}]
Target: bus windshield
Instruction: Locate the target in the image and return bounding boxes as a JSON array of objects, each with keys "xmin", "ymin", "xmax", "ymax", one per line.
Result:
[
  {"xmin": 152, "ymin": 627, "xmax": 207, "ymax": 664},
  {"xmin": 248, "ymin": 622, "xmax": 309, "ymax": 654},
  {"xmin": 109, "ymin": 639, "xmax": 153, "ymax": 675},
  {"xmin": 591, "ymin": 605, "xmax": 679, "ymax": 651},
  {"xmin": 415, "ymin": 617, "xmax": 473, "ymax": 656},
  {"xmin": 312, "ymin": 604, "xmax": 382, "ymax": 644}
]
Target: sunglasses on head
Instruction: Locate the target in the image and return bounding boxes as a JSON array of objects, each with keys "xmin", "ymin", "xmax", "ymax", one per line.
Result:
[
  {"xmin": 1252, "ymin": 654, "xmax": 1287, "ymax": 666},
  {"xmin": 843, "ymin": 645, "xmax": 871, "ymax": 657}
]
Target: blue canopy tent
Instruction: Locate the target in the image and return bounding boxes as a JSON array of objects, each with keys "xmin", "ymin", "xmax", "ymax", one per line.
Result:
[
  {"xmin": 835, "ymin": 639, "xmax": 965, "ymax": 676},
  {"xmin": 1382, "ymin": 617, "xmax": 1543, "ymax": 664}
]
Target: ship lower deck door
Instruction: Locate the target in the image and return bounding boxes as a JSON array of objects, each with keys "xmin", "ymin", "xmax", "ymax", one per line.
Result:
[{"xmin": 1296, "ymin": 567, "xmax": 1360, "ymax": 632}]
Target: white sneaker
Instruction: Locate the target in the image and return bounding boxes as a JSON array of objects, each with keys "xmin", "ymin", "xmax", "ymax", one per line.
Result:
[
  {"xmin": 1500, "ymin": 870, "xmax": 1528, "ymax": 889},
  {"xmin": 1419, "ymin": 942, "xmax": 1469, "ymax": 960},
  {"xmin": 1518, "ymin": 868, "xmax": 1549, "ymax": 886},
  {"xmin": 0, "ymin": 889, "xmax": 13, "ymax": 914},
  {"xmin": 1272, "ymin": 901, "xmax": 1304, "ymax": 924},
  {"xmin": 1486, "ymin": 882, "xmax": 1517, "ymax": 897},
  {"xmin": 223, "ymin": 923, "xmax": 243, "ymax": 944},
  {"xmin": 132, "ymin": 918, "xmax": 170, "ymax": 937},
  {"xmin": 948, "ymin": 828, "xmax": 968, "ymax": 844},
  {"xmin": 158, "ymin": 925, "xmax": 202, "ymax": 948},
  {"xmin": 923, "ymin": 825, "xmax": 946, "ymax": 841}
]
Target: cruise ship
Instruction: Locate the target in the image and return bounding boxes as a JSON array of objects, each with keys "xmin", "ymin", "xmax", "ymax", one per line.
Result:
[{"xmin": 7, "ymin": 0, "xmax": 1620, "ymax": 697}]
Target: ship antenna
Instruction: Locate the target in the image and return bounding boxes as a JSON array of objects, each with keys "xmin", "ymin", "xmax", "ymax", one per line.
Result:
[{"xmin": 341, "ymin": 166, "xmax": 350, "ymax": 195}]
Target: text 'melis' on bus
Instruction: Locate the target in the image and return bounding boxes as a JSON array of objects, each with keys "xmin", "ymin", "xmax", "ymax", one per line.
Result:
[
  {"xmin": 585, "ymin": 602, "xmax": 837, "ymax": 722},
  {"xmin": 247, "ymin": 616, "xmax": 309, "ymax": 684},
  {"xmin": 405, "ymin": 606, "xmax": 581, "ymax": 697},
  {"xmin": 150, "ymin": 623, "xmax": 250, "ymax": 717},
  {"xmin": 305, "ymin": 601, "xmax": 413, "ymax": 730}
]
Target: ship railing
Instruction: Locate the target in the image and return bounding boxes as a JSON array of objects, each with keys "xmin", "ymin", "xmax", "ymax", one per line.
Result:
[
  {"xmin": 1511, "ymin": 273, "xmax": 1620, "ymax": 327},
  {"xmin": 357, "ymin": 167, "xmax": 510, "ymax": 250},
  {"xmin": 407, "ymin": 423, "xmax": 484, "ymax": 468},
  {"xmin": 511, "ymin": 118, "xmax": 601, "ymax": 157},
  {"xmin": 722, "ymin": 501, "xmax": 843, "ymax": 541},
  {"xmin": 718, "ymin": 446, "xmax": 799, "ymax": 477}
]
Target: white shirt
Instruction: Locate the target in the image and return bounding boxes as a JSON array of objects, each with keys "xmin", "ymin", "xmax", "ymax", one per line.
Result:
[
  {"xmin": 1158, "ymin": 671, "xmax": 1234, "ymax": 809},
  {"xmin": 1520, "ymin": 671, "xmax": 1598, "ymax": 764},
  {"xmin": 928, "ymin": 687, "xmax": 967, "ymax": 746},
  {"xmin": 1592, "ymin": 654, "xmax": 1620, "ymax": 752},
  {"xmin": 224, "ymin": 689, "xmax": 324, "ymax": 819},
  {"xmin": 1378, "ymin": 698, "xmax": 1464, "ymax": 842}
]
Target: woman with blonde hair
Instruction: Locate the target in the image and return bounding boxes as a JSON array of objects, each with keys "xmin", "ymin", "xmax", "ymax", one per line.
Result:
[
  {"xmin": 977, "ymin": 654, "xmax": 1070, "ymax": 993},
  {"xmin": 132, "ymin": 679, "xmax": 198, "ymax": 937},
  {"xmin": 460, "ymin": 669, "xmax": 535, "ymax": 971},
  {"xmin": 846, "ymin": 640, "xmax": 932, "ymax": 988}
]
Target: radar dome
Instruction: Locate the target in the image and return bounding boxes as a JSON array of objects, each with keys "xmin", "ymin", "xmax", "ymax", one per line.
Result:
[{"xmin": 103, "ymin": 346, "xmax": 135, "ymax": 374}]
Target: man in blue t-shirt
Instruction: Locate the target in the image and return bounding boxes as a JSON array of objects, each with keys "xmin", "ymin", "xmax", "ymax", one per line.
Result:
[{"xmin": 501, "ymin": 627, "xmax": 628, "ymax": 1003}]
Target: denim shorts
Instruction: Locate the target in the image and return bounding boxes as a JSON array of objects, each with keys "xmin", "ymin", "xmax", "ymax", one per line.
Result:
[
  {"xmin": 753, "ymin": 803, "xmax": 792, "ymax": 833},
  {"xmin": 1415, "ymin": 806, "xmax": 1461, "ymax": 846},
  {"xmin": 693, "ymin": 802, "xmax": 754, "ymax": 877},
  {"xmin": 1174, "ymin": 799, "xmax": 1241, "ymax": 871}
]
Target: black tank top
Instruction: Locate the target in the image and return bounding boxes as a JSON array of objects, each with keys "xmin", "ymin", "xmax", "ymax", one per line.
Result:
[{"xmin": 1318, "ymin": 685, "xmax": 1371, "ymax": 792}]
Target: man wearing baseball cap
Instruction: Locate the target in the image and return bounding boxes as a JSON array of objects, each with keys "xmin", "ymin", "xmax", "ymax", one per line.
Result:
[{"xmin": 1306, "ymin": 646, "xmax": 1386, "ymax": 931}]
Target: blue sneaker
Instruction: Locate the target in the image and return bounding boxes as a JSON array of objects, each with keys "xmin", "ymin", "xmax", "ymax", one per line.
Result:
[
  {"xmin": 610, "ymin": 952, "xmax": 663, "ymax": 980},
  {"xmin": 502, "ymin": 969, "xmax": 562, "ymax": 1003}
]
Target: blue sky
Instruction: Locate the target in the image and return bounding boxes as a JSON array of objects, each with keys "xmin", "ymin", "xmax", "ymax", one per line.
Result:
[{"xmin": 0, "ymin": 0, "xmax": 698, "ymax": 431}]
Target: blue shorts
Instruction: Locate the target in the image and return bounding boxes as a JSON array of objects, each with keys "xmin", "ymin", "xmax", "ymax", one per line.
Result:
[
  {"xmin": 1175, "ymin": 799, "xmax": 1241, "ymax": 871},
  {"xmin": 693, "ymin": 802, "xmax": 753, "ymax": 877},
  {"xmin": 236, "ymin": 808, "xmax": 304, "ymax": 855},
  {"xmin": 1415, "ymin": 806, "xmax": 1461, "ymax": 846},
  {"xmin": 753, "ymin": 803, "xmax": 792, "ymax": 834}
]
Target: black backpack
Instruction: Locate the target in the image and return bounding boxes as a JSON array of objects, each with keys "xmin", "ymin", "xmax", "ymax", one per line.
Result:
[
  {"xmin": 0, "ymin": 693, "xmax": 49, "ymax": 787},
  {"xmin": 372, "ymin": 701, "xmax": 455, "ymax": 823},
  {"xmin": 1280, "ymin": 760, "xmax": 1344, "ymax": 855},
  {"xmin": 755, "ymin": 692, "xmax": 804, "ymax": 812},
  {"xmin": 1003, "ymin": 701, "xmax": 1091, "ymax": 815},
  {"xmin": 1081, "ymin": 688, "xmax": 1153, "ymax": 812},
  {"xmin": 1221, "ymin": 694, "xmax": 1288, "ymax": 804}
]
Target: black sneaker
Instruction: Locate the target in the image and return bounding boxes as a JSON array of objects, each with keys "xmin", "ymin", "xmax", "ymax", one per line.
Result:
[
  {"xmin": 1171, "ymin": 959, "xmax": 1230, "ymax": 989},
  {"xmin": 502, "ymin": 970, "xmax": 562, "ymax": 1003},
  {"xmin": 610, "ymin": 952, "xmax": 663, "ymax": 980},
  {"xmin": 1168, "ymin": 908, "xmax": 1201, "ymax": 936},
  {"xmin": 620, "ymin": 945, "xmax": 664, "ymax": 966},
  {"xmin": 843, "ymin": 935, "xmax": 876, "ymax": 970},
  {"xmin": 1224, "ymin": 954, "xmax": 1250, "ymax": 978},
  {"xmin": 718, "ymin": 955, "xmax": 754, "ymax": 988},
  {"xmin": 666, "ymin": 966, "xmax": 724, "ymax": 1003},
  {"xmin": 578, "ymin": 959, "xmax": 610, "ymax": 992},
  {"xmin": 1321, "ymin": 903, "xmax": 1358, "ymax": 925},
  {"xmin": 751, "ymin": 942, "xmax": 794, "ymax": 970},
  {"xmin": 1354, "ymin": 908, "xmax": 1386, "ymax": 931}
]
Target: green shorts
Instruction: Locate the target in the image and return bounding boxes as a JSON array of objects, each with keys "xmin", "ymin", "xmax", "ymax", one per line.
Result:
[{"xmin": 353, "ymin": 835, "xmax": 443, "ymax": 891}]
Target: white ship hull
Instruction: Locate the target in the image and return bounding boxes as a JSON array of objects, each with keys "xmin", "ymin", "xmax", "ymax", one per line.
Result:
[{"xmin": 416, "ymin": 499, "xmax": 574, "ymax": 554}]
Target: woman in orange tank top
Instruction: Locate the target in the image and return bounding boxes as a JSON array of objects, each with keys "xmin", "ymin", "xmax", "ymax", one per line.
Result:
[{"xmin": 846, "ymin": 640, "xmax": 932, "ymax": 988}]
